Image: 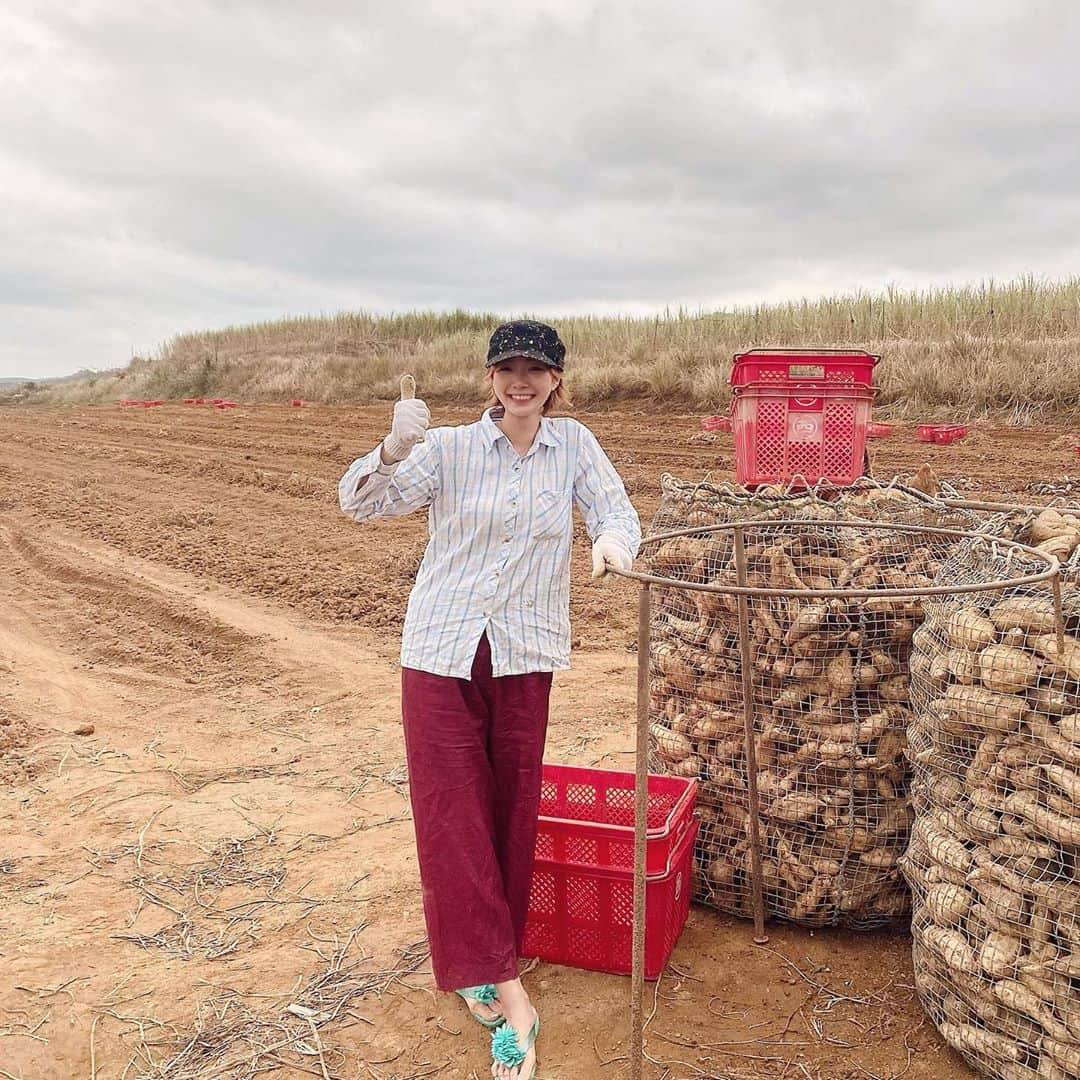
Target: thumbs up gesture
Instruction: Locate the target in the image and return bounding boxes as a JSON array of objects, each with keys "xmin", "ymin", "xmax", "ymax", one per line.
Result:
[{"xmin": 382, "ymin": 374, "xmax": 430, "ymax": 463}]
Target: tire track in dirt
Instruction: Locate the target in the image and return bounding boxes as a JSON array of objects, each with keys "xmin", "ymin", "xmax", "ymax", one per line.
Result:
[
  {"xmin": 1, "ymin": 524, "xmax": 270, "ymax": 682},
  {"xmin": 0, "ymin": 438, "xmax": 426, "ymax": 629}
]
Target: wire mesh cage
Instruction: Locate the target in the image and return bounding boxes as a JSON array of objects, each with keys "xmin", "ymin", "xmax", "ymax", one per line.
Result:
[
  {"xmin": 638, "ymin": 513, "xmax": 1061, "ymax": 933},
  {"xmin": 904, "ymin": 536, "xmax": 1080, "ymax": 1080},
  {"xmin": 641, "ymin": 477, "xmax": 986, "ymax": 928}
]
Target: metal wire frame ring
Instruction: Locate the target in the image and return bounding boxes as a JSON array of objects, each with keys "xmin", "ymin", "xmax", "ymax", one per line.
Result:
[{"xmin": 606, "ymin": 518, "xmax": 1063, "ymax": 598}]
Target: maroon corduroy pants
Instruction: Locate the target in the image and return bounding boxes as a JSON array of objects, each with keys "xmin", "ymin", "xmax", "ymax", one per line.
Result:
[{"xmin": 401, "ymin": 634, "xmax": 552, "ymax": 990}]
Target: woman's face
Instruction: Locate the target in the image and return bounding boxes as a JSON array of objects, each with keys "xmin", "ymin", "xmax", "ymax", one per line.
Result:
[{"xmin": 490, "ymin": 356, "xmax": 561, "ymax": 420}]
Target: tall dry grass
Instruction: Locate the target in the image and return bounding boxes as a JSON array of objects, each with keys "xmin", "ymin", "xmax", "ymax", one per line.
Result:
[{"xmin": 10, "ymin": 277, "xmax": 1080, "ymax": 418}]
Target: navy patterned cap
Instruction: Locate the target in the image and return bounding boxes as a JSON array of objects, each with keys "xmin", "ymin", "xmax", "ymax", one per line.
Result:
[{"xmin": 485, "ymin": 320, "xmax": 566, "ymax": 371}]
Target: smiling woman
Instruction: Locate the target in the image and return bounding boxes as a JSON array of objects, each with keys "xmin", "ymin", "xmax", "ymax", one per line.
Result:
[{"xmin": 337, "ymin": 319, "xmax": 640, "ymax": 1080}]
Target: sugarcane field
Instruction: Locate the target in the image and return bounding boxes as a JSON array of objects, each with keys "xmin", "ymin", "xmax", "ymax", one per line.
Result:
[{"xmin": 2, "ymin": 396, "xmax": 1078, "ymax": 1079}]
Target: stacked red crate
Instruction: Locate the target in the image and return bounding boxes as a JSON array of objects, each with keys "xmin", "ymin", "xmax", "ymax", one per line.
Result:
[
  {"xmin": 729, "ymin": 349, "xmax": 879, "ymax": 487},
  {"xmin": 524, "ymin": 764, "xmax": 698, "ymax": 980}
]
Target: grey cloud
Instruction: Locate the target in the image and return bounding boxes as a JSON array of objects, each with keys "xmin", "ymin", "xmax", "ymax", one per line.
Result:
[{"xmin": 2, "ymin": 0, "xmax": 1079, "ymax": 378}]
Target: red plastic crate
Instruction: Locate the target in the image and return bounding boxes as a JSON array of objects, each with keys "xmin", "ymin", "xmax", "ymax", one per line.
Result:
[
  {"xmin": 918, "ymin": 423, "xmax": 967, "ymax": 443},
  {"xmin": 701, "ymin": 415, "xmax": 732, "ymax": 432},
  {"xmin": 524, "ymin": 818, "xmax": 698, "ymax": 979},
  {"xmin": 867, "ymin": 422, "xmax": 893, "ymax": 439},
  {"xmin": 731, "ymin": 382, "xmax": 875, "ymax": 486},
  {"xmin": 731, "ymin": 348, "xmax": 878, "ymax": 389},
  {"xmin": 933, "ymin": 423, "xmax": 967, "ymax": 444},
  {"xmin": 534, "ymin": 764, "xmax": 697, "ymax": 877}
]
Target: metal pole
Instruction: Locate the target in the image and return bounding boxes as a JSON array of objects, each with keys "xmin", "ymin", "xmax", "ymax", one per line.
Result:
[
  {"xmin": 1052, "ymin": 570, "xmax": 1067, "ymax": 657},
  {"xmin": 733, "ymin": 526, "xmax": 769, "ymax": 945},
  {"xmin": 631, "ymin": 582, "xmax": 651, "ymax": 1080}
]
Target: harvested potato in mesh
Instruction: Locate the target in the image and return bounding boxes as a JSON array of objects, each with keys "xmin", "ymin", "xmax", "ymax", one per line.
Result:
[{"xmin": 905, "ymin": 535, "xmax": 1080, "ymax": 1080}]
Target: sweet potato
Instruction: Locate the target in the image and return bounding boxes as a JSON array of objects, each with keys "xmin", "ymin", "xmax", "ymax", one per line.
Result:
[
  {"xmin": 764, "ymin": 792, "xmax": 823, "ymax": 824},
  {"xmin": 1030, "ymin": 508, "xmax": 1077, "ymax": 543},
  {"xmin": 947, "ymin": 648, "xmax": 982, "ymax": 685},
  {"xmin": 947, "ymin": 607, "xmax": 997, "ymax": 650},
  {"xmin": 784, "ymin": 603, "xmax": 828, "ymax": 646},
  {"xmin": 1041, "ymin": 762, "xmax": 1080, "ymax": 801},
  {"xmin": 1005, "ymin": 789, "xmax": 1080, "ymax": 846},
  {"xmin": 968, "ymin": 872, "xmax": 1025, "ymax": 924},
  {"xmin": 1031, "ymin": 633, "xmax": 1080, "ymax": 680},
  {"xmin": 651, "ymin": 537, "xmax": 706, "ymax": 579},
  {"xmin": 1030, "ymin": 715, "xmax": 1080, "ymax": 766},
  {"xmin": 825, "ymin": 651, "xmax": 855, "ymax": 696},
  {"xmin": 1036, "ymin": 533, "xmax": 1080, "ymax": 559},
  {"xmin": 979, "ymin": 644, "xmax": 1042, "ymax": 693},
  {"xmin": 989, "ymin": 595, "xmax": 1060, "ymax": 635},
  {"xmin": 991, "ymin": 978, "xmax": 1049, "ymax": 1027},
  {"xmin": 925, "ymin": 882, "xmax": 972, "ymax": 926},
  {"xmin": 939, "ymin": 1021, "xmax": 1022, "ymax": 1063},
  {"xmin": 1044, "ymin": 1038, "xmax": 1080, "ymax": 1076},
  {"xmin": 650, "ymin": 724, "xmax": 693, "ymax": 763},
  {"xmin": 979, "ymin": 930, "xmax": 1024, "ymax": 978},
  {"xmin": 935, "ymin": 684, "xmax": 1028, "ymax": 732},
  {"xmin": 926, "ymin": 927, "xmax": 978, "ymax": 972}
]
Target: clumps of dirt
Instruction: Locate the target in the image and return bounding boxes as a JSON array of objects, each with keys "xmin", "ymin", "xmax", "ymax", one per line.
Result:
[
  {"xmin": 321, "ymin": 538, "xmax": 427, "ymax": 624},
  {"xmin": 0, "ymin": 704, "xmax": 37, "ymax": 784},
  {"xmin": 1047, "ymin": 433, "xmax": 1078, "ymax": 452}
]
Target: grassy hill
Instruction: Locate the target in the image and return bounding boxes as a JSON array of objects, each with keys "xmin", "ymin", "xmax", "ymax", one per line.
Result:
[{"xmin": 9, "ymin": 277, "xmax": 1080, "ymax": 419}]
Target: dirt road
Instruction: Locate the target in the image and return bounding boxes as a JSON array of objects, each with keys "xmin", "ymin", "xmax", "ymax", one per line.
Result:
[{"xmin": 0, "ymin": 403, "xmax": 1074, "ymax": 1079}]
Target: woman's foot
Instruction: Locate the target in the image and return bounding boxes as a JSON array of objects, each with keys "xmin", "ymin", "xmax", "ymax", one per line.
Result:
[
  {"xmin": 491, "ymin": 978, "xmax": 538, "ymax": 1080},
  {"xmin": 455, "ymin": 985, "xmax": 504, "ymax": 1026}
]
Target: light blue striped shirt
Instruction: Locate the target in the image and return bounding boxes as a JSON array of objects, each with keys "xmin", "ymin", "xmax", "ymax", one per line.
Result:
[{"xmin": 338, "ymin": 409, "xmax": 641, "ymax": 678}]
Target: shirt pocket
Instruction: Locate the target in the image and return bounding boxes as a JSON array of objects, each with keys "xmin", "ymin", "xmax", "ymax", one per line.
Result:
[{"xmin": 531, "ymin": 488, "xmax": 572, "ymax": 540}]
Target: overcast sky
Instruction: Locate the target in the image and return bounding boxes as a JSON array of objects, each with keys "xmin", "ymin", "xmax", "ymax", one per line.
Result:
[{"xmin": 3, "ymin": 1, "xmax": 1079, "ymax": 379}]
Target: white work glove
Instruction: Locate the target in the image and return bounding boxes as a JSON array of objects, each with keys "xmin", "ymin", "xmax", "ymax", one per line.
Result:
[
  {"xmin": 382, "ymin": 398, "xmax": 430, "ymax": 463},
  {"xmin": 591, "ymin": 533, "xmax": 633, "ymax": 581}
]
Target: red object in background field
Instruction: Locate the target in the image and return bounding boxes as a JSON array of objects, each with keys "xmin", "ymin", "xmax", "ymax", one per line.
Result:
[
  {"xmin": 524, "ymin": 763, "xmax": 698, "ymax": 980},
  {"xmin": 867, "ymin": 422, "xmax": 893, "ymax": 439},
  {"xmin": 701, "ymin": 415, "xmax": 732, "ymax": 432},
  {"xmin": 291, "ymin": 399, "xmax": 306, "ymax": 407},
  {"xmin": 919, "ymin": 424, "xmax": 968, "ymax": 444},
  {"xmin": 214, "ymin": 401, "xmax": 238, "ymax": 409}
]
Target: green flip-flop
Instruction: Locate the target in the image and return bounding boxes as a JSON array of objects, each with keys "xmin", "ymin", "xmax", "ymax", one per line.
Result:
[
  {"xmin": 454, "ymin": 984, "xmax": 503, "ymax": 1029},
  {"xmin": 491, "ymin": 1011, "xmax": 539, "ymax": 1080}
]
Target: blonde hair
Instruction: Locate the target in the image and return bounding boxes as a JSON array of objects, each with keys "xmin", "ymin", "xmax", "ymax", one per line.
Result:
[{"xmin": 484, "ymin": 370, "xmax": 572, "ymax": 416}]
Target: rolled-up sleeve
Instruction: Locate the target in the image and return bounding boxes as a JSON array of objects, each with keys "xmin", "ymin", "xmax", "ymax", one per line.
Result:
[
  {"xmin": 338, "ymin": 436, "xmax": 441, "ymax": 521},
  {"xmin": 572, "ymin": 426, "xmax": 641, "ymax": 557}
]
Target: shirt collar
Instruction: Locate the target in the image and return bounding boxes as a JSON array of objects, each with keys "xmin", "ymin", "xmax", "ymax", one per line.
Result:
[{"xmin": 479, "ymin": 407, "xmax": 563, "ymax": 452}]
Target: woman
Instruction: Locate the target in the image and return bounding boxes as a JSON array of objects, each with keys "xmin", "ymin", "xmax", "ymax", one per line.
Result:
[{"xmin": 338, "ymin": 320, "xmax": 640, "ymax": 1080}]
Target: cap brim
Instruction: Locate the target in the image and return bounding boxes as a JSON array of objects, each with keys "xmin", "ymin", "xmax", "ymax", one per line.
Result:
[{"xmin": 485, "ymin": 349, "xmax": 563, "ymax": 370}]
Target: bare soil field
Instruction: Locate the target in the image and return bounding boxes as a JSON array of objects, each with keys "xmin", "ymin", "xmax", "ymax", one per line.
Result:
[{"xmin": 0, "ymin": 403, "xmax": 1076, "ymax": 1080}]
